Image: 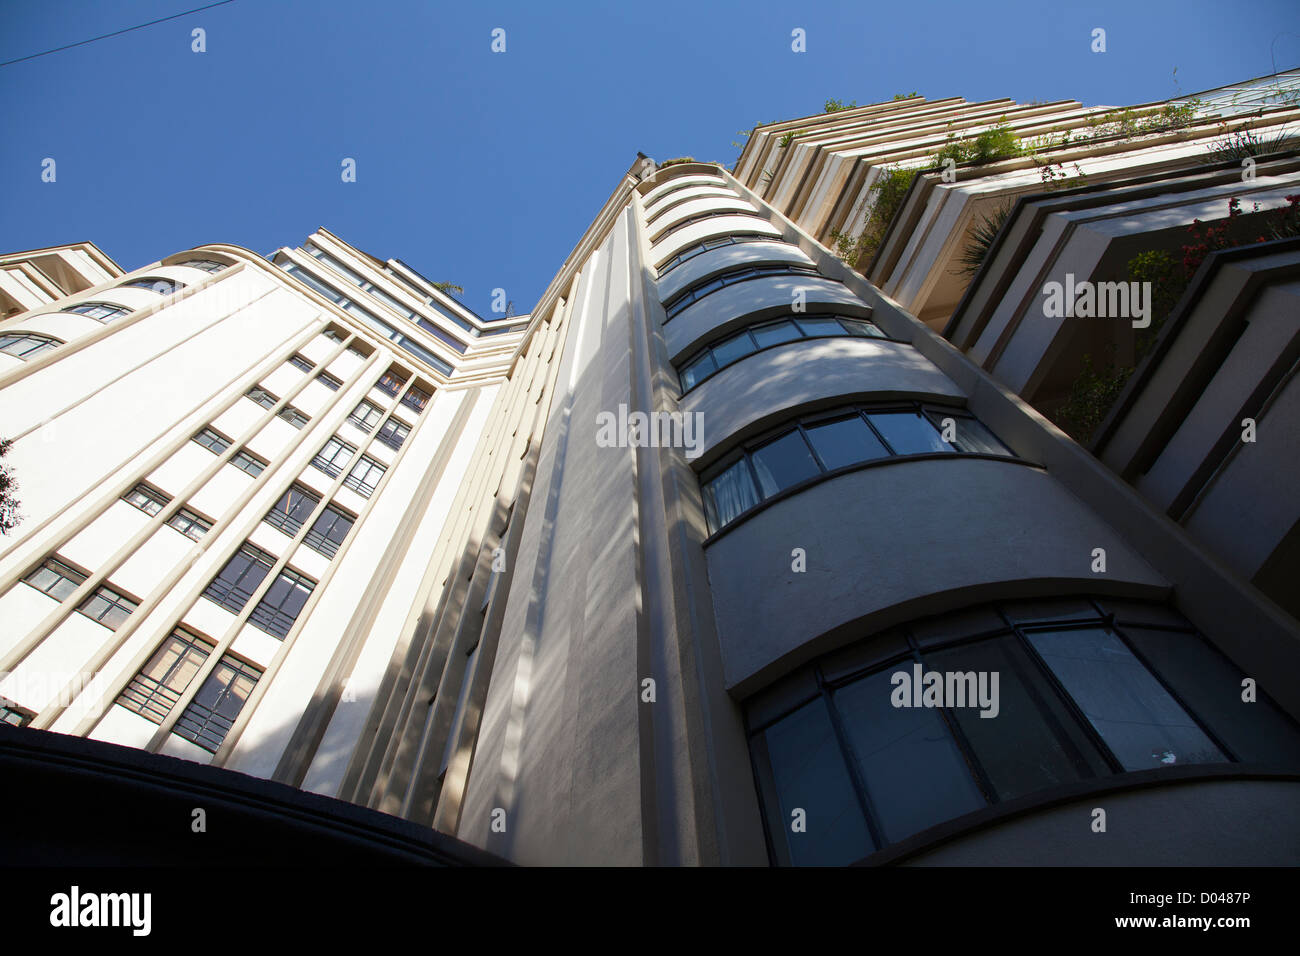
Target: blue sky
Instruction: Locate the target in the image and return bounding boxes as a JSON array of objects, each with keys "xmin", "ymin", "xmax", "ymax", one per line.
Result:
[{"xmin": 1, "ymin": 0, "xmax": 1297, "ymax": 317}]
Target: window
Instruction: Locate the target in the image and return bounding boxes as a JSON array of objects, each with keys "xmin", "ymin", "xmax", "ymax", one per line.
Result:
[
  {"xmin": 304, "ymin": 505, "xmax": 355, "ymax": 558},
  {"xmin": 175, "ymin": 259, "xmax": 226, "ymax": 273},
  {"xmin": 263, "ymin": 485, "xmax": 320, "ymax": 536},
  {"xmin": 699, "ymin": 403, "xmax": 1013, "ymax": 534},
  {"xmin": 173, "ymin": 653, "xmax": 262, "ymax": 752},
  {"xmin": 1, "ymin": 699, "xmax": 36, "ymax": 727},
  {"xmin": 312, "ymin": 437, "xmax": 357, "ymax": 477},
  {"xmin": 375, "ymin": 370, "xmax": 406, "ymax": 396},
  {"xmin": 120, "ymin": 277, "xmax": 184, "ymax": 295},
  {"xmin": 746, "ymin": 598, "xmax": 1300, "ymax": 865},
  {"xmin": 77, "ymin": 584, "xmax": 139, "ymax": 630},
  {"xmin": 203, "ymin": 543, "xmax": 275, "ymax": 614},
  {"xmin": 117, "ymin": 628, "xmax": 215, "ymax": 724},
  {"xmin": 289, "ymin": 354, "xmax": 315, "ymax": 373},
  {"xmin": 166, "ymin": 508, "xmax": 212, "ymax": 540},
  {"xmin": 321, "ymin": 327, "xmax": 344, "ymax": 343},
  {"xmin": 664, "ymin": 264, "xmax": 824, "ymax": 319},
  {"xmin": 23, "ymin": 558, "xmax": 86, "ymax": 600},
  {"xmin": 248, "ymin": 567, "xmax": 315, "ymax": 638},
  {"xmin": 277, "ymin": 405, "xmax": 309, "ymax": 429},
  {"xmin": 60, "ymin": 301, "xmax": 131, "ymax": 321},
  {"xmin": 376, "ymin": 417, "xmax": 410, "ymax": 450},
  {"xmin": 246, "ymin": 386, "xmax": 278, "ymax": 409},
  {"xmin": 675, "ymin": 314, "xmax": 886, "ymax": 390},
  {"xmin": 193, "ymin": 427, "xmax": 231, "ymax": 455},
  {"xmin": 229, "ymin": 450, "xmax": 267, "ymax": 477},
  {"xmin": 651, "ymin": 209, "xmax": 773, "ymax": 245},
  {"xmin": 122, "ymin": 483, "xmax": 170, "ymax": 516},
  {"xmin": 0, "ymin": 332, "xmax": 61, "ymax": 360},
  {"xmin": 343, "ymin": 455, "xmax": 386, "ymax": 497},
  {"xmin": 317, "ymin": 371, "xmax": 342, "ymax": 391},
  {"xmin": 656, "ymin": 234, "xmax": 778, "ymax": 277},
  {"xmin": 401, "ymin": 384, "xmax": 432, "ymax": 414},
  {"xmin": 347, "ymin": 400, "xmax": 383, "ymax": 432}
]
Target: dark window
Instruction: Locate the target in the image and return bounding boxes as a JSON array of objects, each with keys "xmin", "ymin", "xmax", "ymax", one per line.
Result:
[
  {"xmin": 248, "ymin": 567, "xmax": 315, "ymax": 638},
  {"xmin": 202, "ymin": 544, "xmax": 275, "ymax": 614},
  {"xmin": 122, "ymin": 483, "xmax": 170, "ymax": 516},
  {"xmin": 60, "ymin": 301, "xmax": 131, "ymax": 321},
  {"xmin": 348, "ymin": 400, "xmax": 383, "ymax": 432},
  {"xmin": 120, "ymin": 277, "xmax": 183, "ymax": 295},
  {"xmin": 77, "ymin": 583, "xmax": 139, "ymax": 630},
  {"xmin": 376, "ymin": 417, "xmax": 410, "ymax": 450},
  {"xmin": 312, "ymin": 437, "xmax": 357, "ymax": 477},
  {"xmin": 1, "ymin": 699, "xmax": 36, "ymax": 727},
  {"xmin": 166, "ymin": 508, "xmax": 212, "ymax": 540},
  {"xmin": 246, "ymin": 386, "xmax": 278, "ymax": 410},
  {"xmin": 289, "ymin": 354, "xmax": 315, "ymax": 372},
  {"xmin": 263, "ymin": 485, "xmax": 320, "ymax": 536},
  {"xmin": 304, "ymin": 504, "xmax": 355, "ymax": 558},
  {"xmin": 750, "ymin": 430, "xmax": 820, "ymax": 497},
  {"xmin": 803, "ymin": 416, "xmax": 888, "ymax": 471},
  {"xmin": 230, "ymin": 450, "xmax": 267, "ymax": 477},
  {"xmin": 866, "ymin": 410, "xmax": 950, "ymax": 456},
  {"xmin": 343, "ymin": 456, "xmax": 385, "ymax": 497},
  {"xmin": 118, "ymin": 628, "xmax": 215, "ymax": 724},
  {"xmin": 701, "ymin": 458, "xmax": 760, "ymax": 534},
  {"xmin": 0, "ymin": 332, "xmax": 62, "ymax": 360},
  {"xmin": 192, "ymin": 427, "xmax": 231, "ymax": 454},
  {"xmin": 663, "ymin": 263, "xmax": 823, "ymax": 319},
  {"xmin": 23, "ymin": 558, "xmax": 86, "ymax": 600},
  {"xmin": 317, "ymin": 371, "xmax": 342, "ymax": 391},
  {"xmin": 173, "ymin": 653, "xmax": 261, "ymax": 752},
  {"xmin": 401, "ymin": 384, "xmax": 432, "ymax": 414}
]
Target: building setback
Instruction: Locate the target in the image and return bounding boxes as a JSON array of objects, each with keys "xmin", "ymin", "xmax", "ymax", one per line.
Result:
[{"xmin": 2, "ymin": 80, "xmax": 1300, "ymax": 865}]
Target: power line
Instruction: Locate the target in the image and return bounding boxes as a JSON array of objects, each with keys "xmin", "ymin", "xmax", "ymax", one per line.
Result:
[{"xmin": 0, "ymin": 0, "xmax": 236, "ymax": 69}]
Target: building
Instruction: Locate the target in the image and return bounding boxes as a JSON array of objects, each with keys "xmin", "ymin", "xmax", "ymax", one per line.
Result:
[{"xmin": 3, "ymin": 79, "xmax": 1300, "ymax": 866}]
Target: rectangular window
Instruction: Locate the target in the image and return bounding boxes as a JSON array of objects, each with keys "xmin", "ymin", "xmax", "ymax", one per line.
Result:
[
  {"xmin": 750, "ymin": 320, "xmax": 802, "ymax": 348},
  {"xmin": 122, "ymin": 483, "xmax": 170, "ymax": 516},
  {"xmin": 401, "ymin": 384, "xmax": 432, "ymax": 414},
  {"xmin": 202, "ymin": 544, "xmax": 275, "ymax": 614},
  {"xmin": 1, "ymin": 699, "xmax": 36, "ymax": 727},
  {"xmin": 347, "ymin": 400, "xmax": 383, "ymax": 432},
  {"xmin": 193, "ymin": 427, "xmax": 231, "ymax": 455},
  {"xmin": 77, "ymin": 583, "xmax": 139, "ymax": 630},
  {"xmin": 321, "ymin": 327, "xmax": 344, "ymax": 343},
  {"xmin": 679, "ymin": 352, "xmax": 716, "ymax": 390},
  {"xmin": 246, "ymin": 386, "xmax": 278, "ymax": 410},
  {"xmin": 263, "ymin": 485, "xmax": 321, "ymax": 536},
  {"xmin": 312, "ymin": 437, "xmax": 357, "ymax": 477},
  {"xmin": 866, "ymin": 410, "xmax": 949, "ymax": 456},
  {"xmin": 702, "ymin": 459, "xmax": 760, "ymax": 534},
  {"xmin": 750, "ymin": 430, "xmax": 821, "ymax": 497},
  {"xmin": 710, "ymin": 333, "xmax": 756, "ymax": 368},
  {"xmin": 343, "ymin": 456, "xmax": 386, "ymax": 497},
  {"xmin": 277, "ymin": 405, "xmax": 309, "ymax": 429},
  {"xmin": 117, "ymin": 628, "xmax": 216, "ymax": 724},
  {"xmin": 173, "ymin": 653, "xmax": 262, "ymax": 753},
  {"xmin": 248, "ymin": 568, "xmax": 315, "ymax": 638},
  {"xmin": 375, "ymin": 371, "xmax": 406, "ymax": 396},
  {"xmin": 289, "ymin": 354, "xmax": 314, "ymax": 373},
  {"xmin": 923, "ymin": 409, "xmax": 1010, "ymax": 456},
  {"xmin": 804, "ymin": 416, "xmax": 888, "ymax": 471},
  {"xmin": 304, "ymin": 504, "xmax": 355, "ymax": 558},
  {"xmin": 23, "ymin": 557, "xmax": 87, "ymax": 600},
  {"xmin": 376, "ymin": 417, "xmax": 410, "ymax": 450},
  {"xmin": 166, "ymin": 508, "xmax": 212, "ymax": 541},
  {"xmin": 230, "ymin": 450, "xmax": 268, "ymax": 477},
  {"xmin": 317, "ymin": 371, "xmax": 342, "ymax": 391}
]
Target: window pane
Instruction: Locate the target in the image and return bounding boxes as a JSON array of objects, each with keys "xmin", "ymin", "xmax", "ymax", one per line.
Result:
[
  {"xmin": 750, "ymin": 430, "xmax": 821, "ymax": 497},
  {"xmin": 754, "ymin": 699, "xmax": 873, "ymax": 865},
  {"xmin": 1026, "ymin": 627, "xmax": 1226, "ymax": 771},
  {"xmin": 840, "ymin": 318, "xmax": 885, "ymax": 337},
  {"xmin": 679, "ymin": 352, "xmax": 716, "ymax": 390},
  {"xmin": 927, "ymin": 411, "xmax": 1009, "ymax": 455},
  {"xmin": 793, "ymin": 316, "xmax": 845, "ymax": 337},
  {"xmin": 834, "ymin": 669, "xmax": 986, "ymax": 844},
  {"xmin": 750, "ymin": 321, "xmax": 802, "ymax": 348},
  {"xmin": 867, "ymin": 411, "xmax": 949, "ymax": 455},
  {"xmin": 709, "ymin": 332, "xmax": 755, "ymax": 368},
  {"xmin": 804, "ymin": 416, "xmax": 888, "ymax": 471},
  {"xmin": 928, "ymin": 638, "xmax": 1110, "ymax": 801},
  {"xmin": 702, "ymin": 458, "xmax": 759, "ymax": 532}
]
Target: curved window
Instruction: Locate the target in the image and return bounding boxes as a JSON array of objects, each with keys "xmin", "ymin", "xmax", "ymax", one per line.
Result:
[
  {"xmin": 701, "ymin": 403, "xmax": 1011, "ymax": 534},
  {"xmin": 651, "ymin": 209, "xmax": 771, "ymax": 246},
  {"xmin": 663, "ymin": 263, "xmax": 824, "ymax": 320},
  {"xmin": 645, "ymin": 177, "xmax": 727, "ymax": 212},
  {"xmin": 119, "ymin": 277, "xmax": 184, "ymax": 295},
  {"xmin": 646, "ymin": 188, "xmax": 737, "ymax": 225},
  {"xmin": 175, "ymin": 259, "xmax": 227, "ymax": 274},
  {"xmin": 678, "ymin": 314, "xmax": 886, "ymax": 390},
  {"xmin": 0, "ymin": 332, "xmax": 62, "ymax": 360},
  {"xmin": 747, "ymin": 597, "xmax": 1300, "ymax": 865},
  {"xmin": 657, "ymin": 234, "xmax": 786, "ymax": 278},
  {"xmin": 60, "ymin": 301, "xmax": 131, "ymax": 322}
]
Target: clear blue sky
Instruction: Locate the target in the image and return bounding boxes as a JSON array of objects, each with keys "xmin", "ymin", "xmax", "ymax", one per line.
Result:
[{"xmin": 2, "ymin": 0, "xmax": 1297, "ymax": 316}]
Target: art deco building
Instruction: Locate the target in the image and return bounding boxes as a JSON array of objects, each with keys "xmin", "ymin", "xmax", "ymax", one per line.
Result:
[{"xmin": 3, "ymin": 78, "xmax": 1300, "ymax": 867}]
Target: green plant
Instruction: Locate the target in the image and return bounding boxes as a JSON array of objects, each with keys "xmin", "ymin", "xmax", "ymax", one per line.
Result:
[
  {"xmin": 1051, "ymin": 353, "xmax": 1134, "ymax": 444},
  {"xmin": 430, "ymin": 281, "xmax": 463, "ymax": 296},
  {"xmin": 893, "ymin": 91, "xmax": 918, "ymax": 100},
  {"xmin": 1207, "ymin": 125, "xmax": 1299, "ymax": 162},
  {"xmin": 957, "ymin": 202, "xmax": 1013, "ymax": 276},
  {"xmin": 824, "ymin": 98, "xmax": 858, "ymax": 113},
  {"xmin": 829, "ymin": 165, "xmax": 917, "ymax": 265},
  {"xmin": 1125, "ymin": 249, "xmax": 1183, "ymax": 359},
  {"xmin": 933, "ymin": 123, "xmax": 1025, "ymax": 168},
  {"xmin": 659, "ymin": 156, "xmax": 695, "ymax": 168},
  {"xmin": 778, "ymin": 132, "xmax": 795, "ymax": 148},
  {"xmin": 0, "ymin": 438, "xmax": 20, "ymax": 535}
]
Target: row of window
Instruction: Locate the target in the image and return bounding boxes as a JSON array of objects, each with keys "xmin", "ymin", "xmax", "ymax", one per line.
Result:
[
  {"xmin": 656, "ymin": 233, "xmax": 781, "ymax": 278},
  {"xmin": 117, "ymin": 626, "xmax": 261, "ymax": 753},
  {"xmin": 264, "ymin": 485, "xmax": 356, "ymax": 558},
  {"xmin": 288, "ymin": 353, "xmax": 342, "ymax": 391},
  {"xmin": 663, "ymin": 263, "xmax": 823, "ymax": 320},
  {"xmin": 311, "ymin": 436, "xmax": 387, "ymax": 497},
  {"xmin": 701, "ymin": 403, "xmax": 1012, "ymax": 534},
  {"xmin": 677, "ymin": 313, "xmax": 888, "ymax": 391},
  {"xmin": 347, "ymin": 398, "xmax": 411, "ymax": 450},
  {"xmin": 203, "ymin": 543, "xmax": 315, "ymax": 639},
  {"xmin": 245, "ymin": 387, "xmax": 310, "ymax": 429},
  {"xmin": 645, "ymin": 186, "xmax": 737, "ymax": 225},
  {"xmin": 651, "ymin": 208, "xmax": 771, "ymax": 246},
  {"xmin": 24, "ymin": 558, "xmax": 139, "ymax": 630},
  {"xmin": 748, "ymin": 597, "xmax": 1300, "ymax": 865},
  {"xmin": 0, "ymin": 332, "xmax": 61, "ymax": 361},
  {"xmin": 644, "ymin": 177, "xmax": 728, "ymax": 215},
  {"xmin": 122, "ymin": 483, "xmax": 213, "ymax": 539},
  {"xmin": 40, "ymin": 260, "xmax": 226, "ymax": 332},
  {"xmin": 192, "ymin": 427, "xmax": 268, "ymax": 477}
]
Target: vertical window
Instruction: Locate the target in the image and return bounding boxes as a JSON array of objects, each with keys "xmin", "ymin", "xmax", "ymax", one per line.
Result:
[
  {"xmin": 77, "ymin": 584, "xmax": 139, "ymax": 629},
  {"xmin": 0, "ymin": 332, "xmax": 62, "ymax": 360},
  {"xmin": 304, "ymin": 504, "xmax": 355, "ymax": 558},
  {"xmin": 348, "ymin": 400, "xmax": 383, "ymax": 431},
  {"xmin": 193, "ymin": 427, "xmax": 232, "ymax": 454},
  {"xmin": 263, "ymin": 485, "xmax": 321, "ymax": 536},
  {"xmin": 202, "ymin": 544, "xmax": 275, "ymax": 614},
  {"xmin": 343, "ymin": 456, "xmax": 386, "ymax": 497},
  {"xmin": 166, "ymin": 508, "xmax": 212, "ymax": 540},
  {"xmin": 230, "ymin": 450, "xmax": 268, "ymax": 477},
  {"xmin": 122, "ymin": 483, "xmax": 170, "ymax": 516},
  {"xmin": 173, "ymin": 654, "xmax": 262, "ymax": 752},
  {"xmin": 118, "ymin": 628, "xmax": 216, "ymax": 723},
  {"xmin": 401, "ymin": 384, "xmax": 432, "ymax": 414},
  {"xmin": 702, "ymin": 459, "xmax": 760, "ymax": 534},
  {"xmin": 23, "ymin": 558, "xmax": 87, "ymax": 600},
  {"xmin": 312, "ymin": 437, "xmax": 357, "ymax": 477},
  {"xmin": 376, "ymin": 417, "xmax": 410, "ymax": 450},
  {"xmin": 248, "ymin": 568, "xmax": 316, "ymax": 638}
]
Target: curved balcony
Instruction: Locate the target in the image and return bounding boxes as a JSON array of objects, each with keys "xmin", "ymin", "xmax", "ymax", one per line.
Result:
[
  {"xmin": 657, "ymin": 240, "xmax": 812, "ymax": 303},
  {"xmin": 640, "ymin": 167, "xmax": 727, "ymax": 203},
  {"xmin": 648, "ymin": 197, "xmax": 759, "ymax": 242},
  {"xmin": 650, "ymin": 214, "xmax": 783, "ymax": 265}
]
